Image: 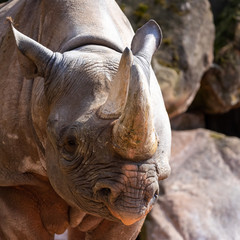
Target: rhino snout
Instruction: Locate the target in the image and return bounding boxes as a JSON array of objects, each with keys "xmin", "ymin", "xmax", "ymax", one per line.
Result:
[{"xmin": 93, "ymin": 176, "xmax": 159, "ymax": 225}]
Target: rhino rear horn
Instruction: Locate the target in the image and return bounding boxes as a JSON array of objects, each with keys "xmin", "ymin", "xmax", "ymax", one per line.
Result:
[
  {"xmin": 131, "ymin": 19, "xmax": 162, "ymax": 64},
  {"xmin": 112, "ymin": 63, "xmax": 158, "ymax": 161},
  {"xmin": 9, "ymin": 22, "xmax": 54, "ymax": 78},
  {"xmin": 98, "ymin": 47, "xmax": 133, "ymax": 119}
]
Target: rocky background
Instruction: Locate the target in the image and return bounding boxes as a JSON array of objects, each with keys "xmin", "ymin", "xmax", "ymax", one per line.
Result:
[
  {"xmin": 1, "ymin": 0, "xmax": 240, "ymax": 239},
  {"xmin": 116, "ymin": 0, "xmax": 240, "ymax": 239}
]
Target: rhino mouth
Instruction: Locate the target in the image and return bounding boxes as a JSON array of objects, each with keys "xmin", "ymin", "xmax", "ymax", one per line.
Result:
[
  {"xmin": 94, "ymin": 187, "xmax": 158, "ymax": 225},
  {"xmin": 93, "ymin": 166, "xmax": 159, "ymax": 225},
  {"xmin": 63, "ymin": 155, "xmax": 161, "ymax": 225},
  {"xmin": 106, "ymin": 196, "xmax": 156, "ymax": 225}
]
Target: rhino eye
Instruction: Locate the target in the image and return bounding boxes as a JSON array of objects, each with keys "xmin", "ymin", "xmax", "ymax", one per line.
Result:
[{"xmin": 64, "ymin": 136, "xmax": 78, "ymax": 154}]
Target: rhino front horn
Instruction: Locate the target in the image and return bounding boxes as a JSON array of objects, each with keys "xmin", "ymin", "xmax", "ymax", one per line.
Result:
[
  {"xmin": 98, "ymin": 47, "xmax": 133, "ymax": 119},
  {"xmin": 112, "ymin": 64, "xmax": 158, "ymax": 161},
  {"xmin": 99, "ymin": 20, "xmax": 162, "ymax": 160}
]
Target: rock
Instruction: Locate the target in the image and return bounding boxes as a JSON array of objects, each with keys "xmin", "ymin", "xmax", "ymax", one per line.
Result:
[
  {"xmin": 143, "ymin": 129, "xmax": 240, "ymax": 240},
  {"xmin": 116, "ymin": 0, "xmax": 215, "ymax": 118},
  {"xmin": 170, "ymin": 111, "xmax": 205, "ymax": 130},
  {"xmin": 192, "ymin": 61, "xmax": 240, "ymax": 114},
  {"xmin": 191, "ymin": 1, "xmax": 240, "ymax": 114},
  {"xmin": 192, "ymin": 20, "xmax": 240, "ymax": 114},
  {"xmin": 152, "ymin": 59, "xmax": 181, "ymax": 115}
]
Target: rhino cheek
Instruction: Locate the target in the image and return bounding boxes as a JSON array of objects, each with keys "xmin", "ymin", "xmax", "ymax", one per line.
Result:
[
  {"xmin": 45, "ymin": 136, "xmax": 106, "ymax": 216},
  {"xmin": 157, "ymin": 158, "xmax": 171, "ymax": 181},
  {"xmin": 45, "ymin": 140, "xmax": 76, "ymax": 207}
]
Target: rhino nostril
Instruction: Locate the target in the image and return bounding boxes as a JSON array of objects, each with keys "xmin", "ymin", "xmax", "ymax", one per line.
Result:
[
  {"xmin": 95, "ymin": 187, "xmax": 112, "ymax": 202},
  {"xmin": 99, "ymin": 188, "xmax": 111, "ymax": 197},
  {"xmin": 145, "ymin": 188, "xmax": 159, "ymax": 205},
  {"xmin": 150, "ymin": 189, "xmax": 159, "ymax": 205}
]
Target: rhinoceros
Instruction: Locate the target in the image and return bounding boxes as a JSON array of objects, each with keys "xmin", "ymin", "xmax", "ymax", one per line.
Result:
[{"xmin": 0, "ymin": 0, "xmax": 171, "ymax": 239}]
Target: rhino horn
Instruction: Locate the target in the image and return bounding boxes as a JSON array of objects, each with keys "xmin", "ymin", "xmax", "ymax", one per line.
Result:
[
  {"xmin": 9, "ymin": 21, "xmax": 54, "ymax": 78},
  {"xmin": 111, "ymin": 20, "xmax": 162, "ymax": 160},
  {"xmin": 112, "ymin": 64, "xmax": 158, "ymax": 160},
  {"xmin": 98, "ymin": 47, "xmax": 133, "ymax": 119}
]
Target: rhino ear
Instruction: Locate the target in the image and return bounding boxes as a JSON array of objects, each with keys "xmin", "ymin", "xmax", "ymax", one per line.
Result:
[
  {"xmin": 131, "ymin": 20, "xmax": 162, "ymax": 63},
  {"xmin": 10, "ymin": 23, "xmax": 54, "ymax": 78}
]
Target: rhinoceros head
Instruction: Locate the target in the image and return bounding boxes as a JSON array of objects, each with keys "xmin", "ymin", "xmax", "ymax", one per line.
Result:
[{"xmin": 11, "ymin": 20, "xmax": 171, "ymax": 226}]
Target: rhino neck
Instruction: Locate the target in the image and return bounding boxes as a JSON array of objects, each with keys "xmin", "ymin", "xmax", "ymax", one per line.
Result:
[
  {"xmin": 31, "ymin": 77, "xmax": 50, "ymax": 171},
  {"xmin": 38, "ymin": 0, "xmax": 134, "ymax": 52},
  {"xmin": 0, "ymin": 75, "xmax": 48, "ymax": 186}
]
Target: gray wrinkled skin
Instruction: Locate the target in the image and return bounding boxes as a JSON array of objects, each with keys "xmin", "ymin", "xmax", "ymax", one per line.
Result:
[{"xmin": 0, "ymin": 0, "xmax": 171, "ymax": 239}]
